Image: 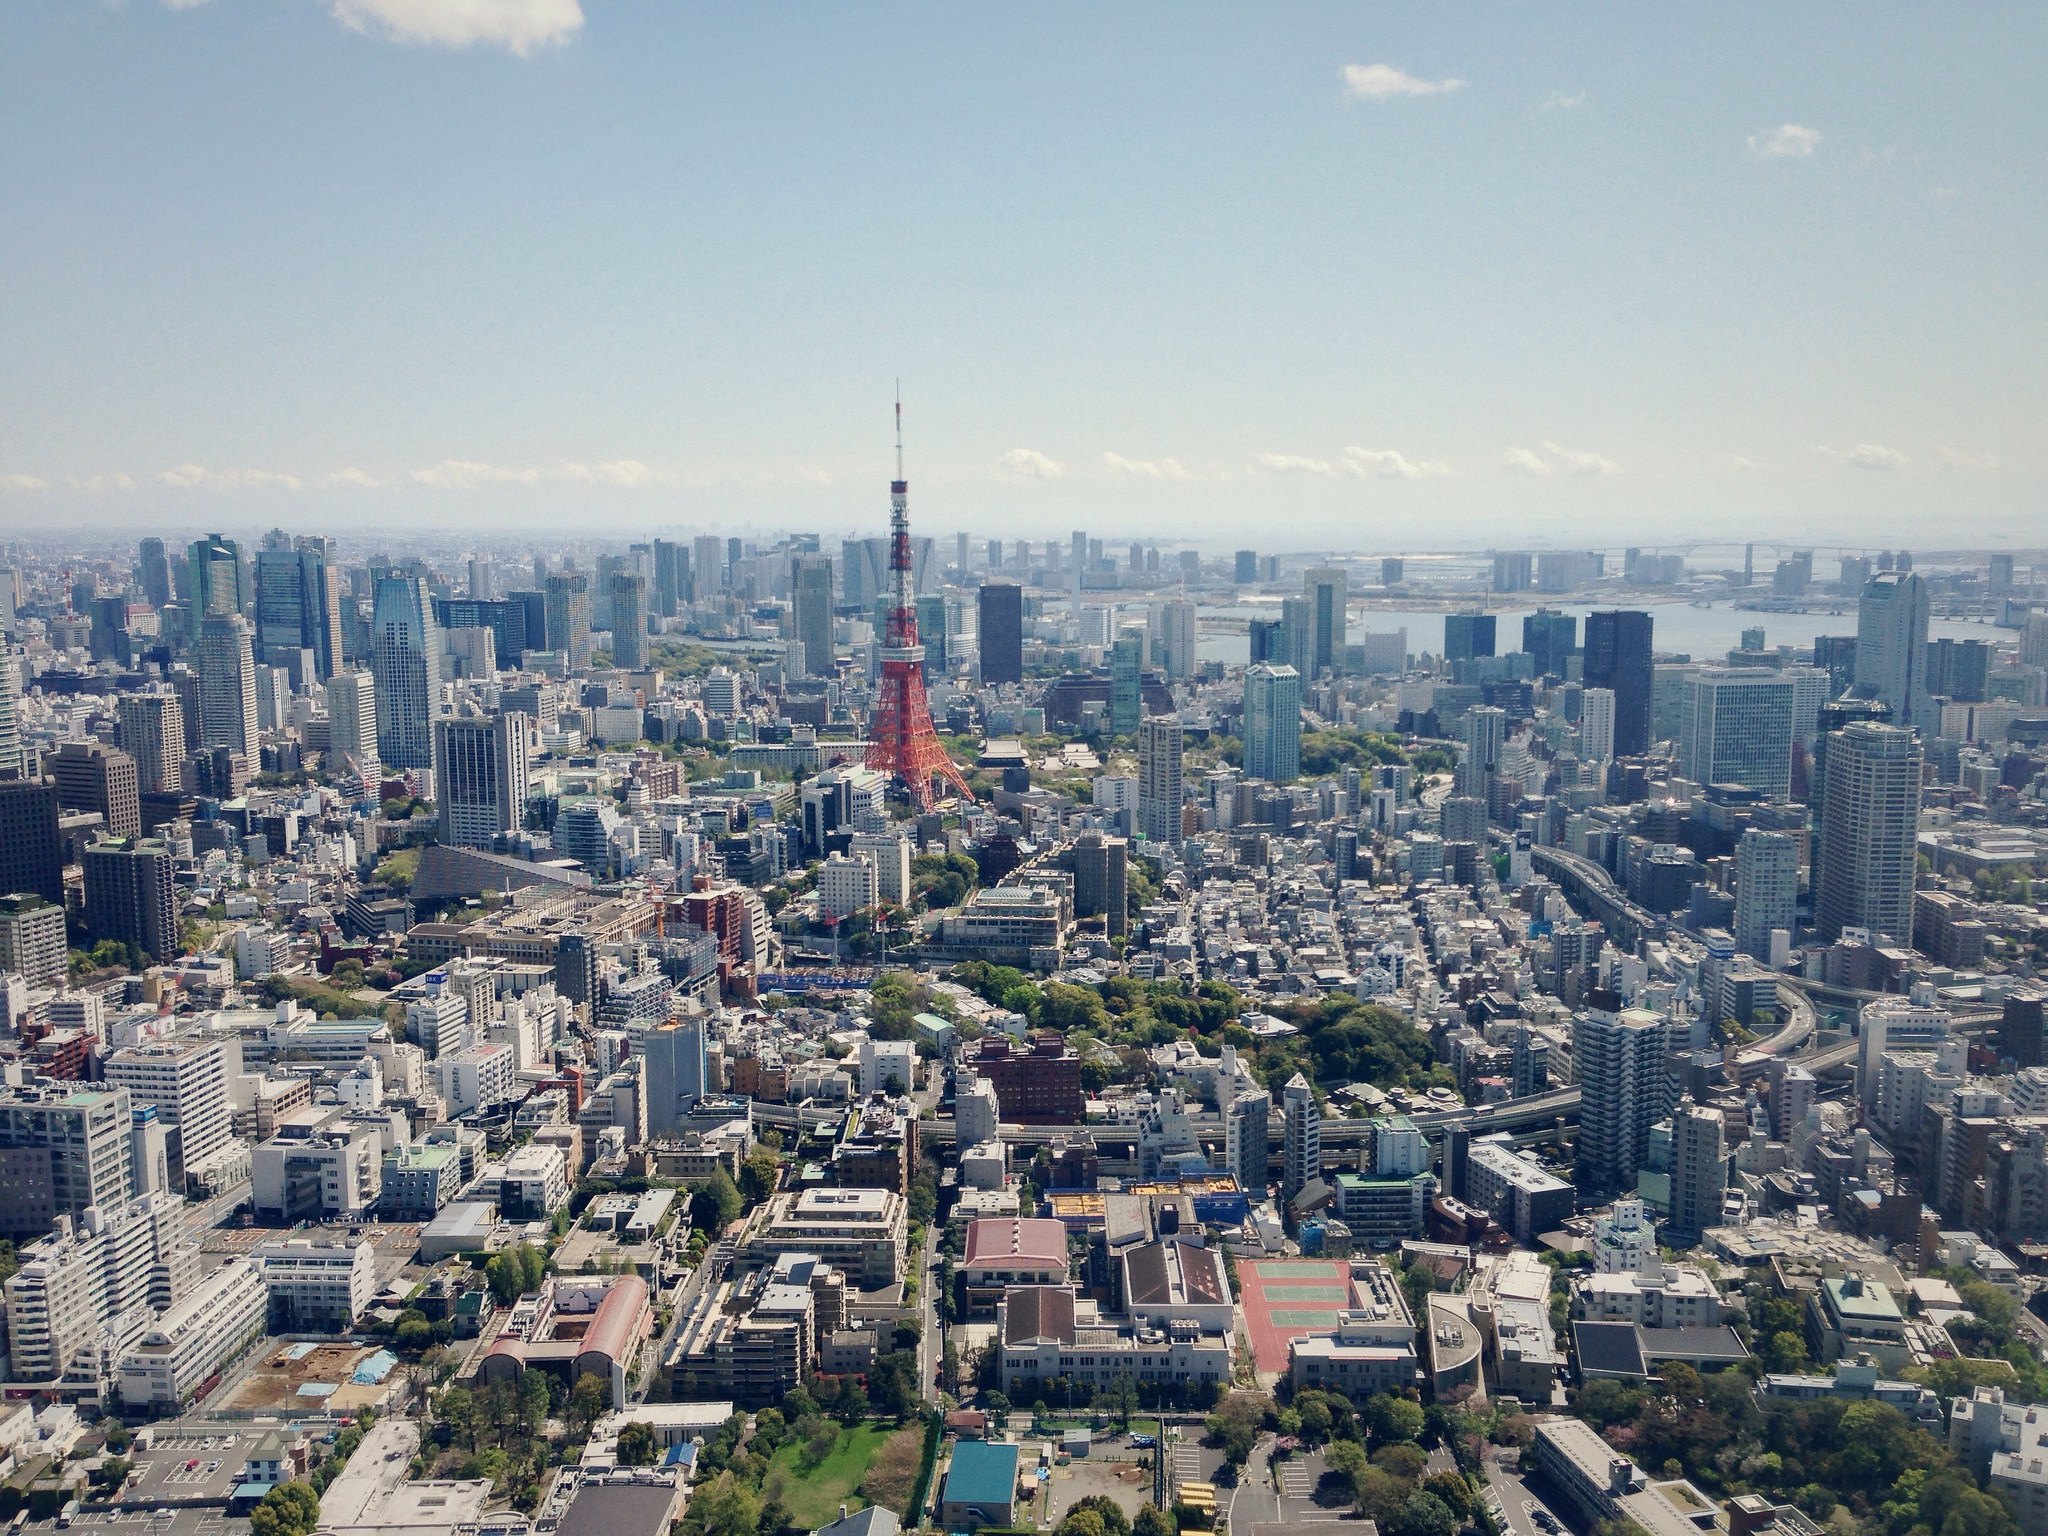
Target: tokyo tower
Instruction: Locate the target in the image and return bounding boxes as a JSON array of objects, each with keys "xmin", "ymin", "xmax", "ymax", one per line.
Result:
[{"xmin": 866, "ymin": 396, "xmax": 973, "ymax": 809}]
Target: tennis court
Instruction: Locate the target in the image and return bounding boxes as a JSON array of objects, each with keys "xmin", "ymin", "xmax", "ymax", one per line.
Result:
[{"xmin": 1239, "ymin": 1258, "xmax": 1362, "ymax": 1375}]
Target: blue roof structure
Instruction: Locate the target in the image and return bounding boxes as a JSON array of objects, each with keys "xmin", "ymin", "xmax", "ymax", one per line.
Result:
[{"xmin": 943, "ymin": 1441, "xmax": 1019, "ymax": 1509}]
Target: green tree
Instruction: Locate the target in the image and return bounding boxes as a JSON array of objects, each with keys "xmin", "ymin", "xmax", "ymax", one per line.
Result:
[
  {"xmin": 570, "ymin": 1373, "xmax": 611, "ymax": 1432},
  {"xmin": 1366, "ymin": 1395, "xmax": 1425, "ymax": 1447},
  {"xmin": 1325, "ymin": 1440, "xmax": 1369, "ymax": 1495},
  {"xmin": 1133, "ymin": 1507, "xmax": 1175, "ymax": 1536},
  {"xmin": 1104, "ymin": 1371, "xmax": 1139, "ymax": 1429},
  {"xmin": 1392, "ymin": 1491, "xmax": 1457, "ymax": 1536},
  {"xmin": 833, "ymin": 1375, "xmax": 870, "ymax": 1424},
  {"xmin": 689, "ymin": 1472, "xmax": 762, "ymax": 1536},
  {"xmin": 616, "ymin": 1422, "xmax": 658, "ymax": 1467},
  {"xmin": 692, "ymin": 1167, "xmax": 744, "ymax": 1232},
  {"xmin": 249, "ymin": 1483, "xmax": 322, "ymax": 1536},
  {"xmin": 436, "ymin": 1386, "xmax": 478, "ymax": 1450}
]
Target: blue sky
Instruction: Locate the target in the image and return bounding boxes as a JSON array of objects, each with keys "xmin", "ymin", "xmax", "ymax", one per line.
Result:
[{"xmin": 1, "ymin": 1, "xmax": 2041, "ymax": 550}]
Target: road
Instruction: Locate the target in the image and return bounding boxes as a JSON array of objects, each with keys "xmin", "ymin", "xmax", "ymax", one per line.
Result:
[
  {"xmin": 915, "ymin": 1220, "xmax": 941, "ymax": 1403},
  {"xmin": 1487, "ymin": 1457, "xmax": 1572, "ymax": 1536}
]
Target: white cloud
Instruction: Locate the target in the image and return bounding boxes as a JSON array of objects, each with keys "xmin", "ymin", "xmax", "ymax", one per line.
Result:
[
  {"xmin": 1342, "ymin": 446, "xmax": 1451, "ymax": 480},
  {"xmin": 1504, "ymin": 447, "xmax": 1553, "ymax": 476},
  {"xmin": 330, "ymin": 0, "xmax": 584, "ymax": 56},
  {"xmin": 1748, "ymin": 123, "xmax": 1821, "ymax": 159},
  {"xmin": 1102, "ymin": 452, "xmax": 1192, "ymax": 482},
  {"xmin": 0, "ymin": 474, "xmax": 51, "ymax": 492},
  {"xmin": 322, "ymin": 467, "xmax": 382, "ymax": 489},
  {"xmin": 1730, "ymin": 455, "xmax": 1758, "ymax": 471},
  {"xmin": 1542, "ymin": 90, "xmax": 1586, "ymax": 111},
  {"xmin": 998, "ymin": 448, "xmax": 1065, "ymax": 481},
  {"xmin": 411, "ymin": 459, "xmax": 542, "ymax": 489},
  {"xmin": 66, "ymin": 473, "xmax": 137, "ymax": 493},
  {"xmin": 1342, "ymin": 63, "xmax": 1466, "ymax": 101},
  {"xmin": 160, "ymin": 0, "xmax": 213, "ymax": 10},
  {"xmin": 1936, "ymin": 445, "xmax": 2001, "ymax": 471},
  {"xmin": 1815, "ymin": 442, "xmax": 1908, "ymax": 471},
  {"xmin": 157, "ymin": 464, "xmax": 307, "ymax": 491},
  {"xmin": 553, "ymin": 458, "xmax": 671, "ymax": 488},
  {"xmin": 1541, "ymin": 440, "xmax": 1622, "ymax": 476},
  {"xmin": 1251, "ymin": 452, "xmax": 1336, "ymax": 477}
]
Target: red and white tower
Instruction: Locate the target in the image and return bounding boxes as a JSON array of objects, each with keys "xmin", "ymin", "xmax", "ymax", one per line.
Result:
[{"xmin": 866, "ymin": 396, "xmax": 972, "ymax": 809}]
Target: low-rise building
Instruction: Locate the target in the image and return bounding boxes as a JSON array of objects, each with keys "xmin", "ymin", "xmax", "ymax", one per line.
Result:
[
  {"xmin": 961, "ymin": 1218, "xmax": 1068, "ymax": 1316},
  {"xmin": 742, "ymin": 1188, "xmax": 906, "ymax": 1288},
  {"xmin": 380, "ymin": 1142, "xmax": 463, "ymax": 1219},
  {"xmin": 254, "ymin": 1237, "xmax": 376, "ymax": 1330},
  {"xmin": 115, "ymin": 1258, "xmax": 268, "ymax": 1410},
  {"xmin": 996, "ymin": 1286, "xmax": 1230, "ymax": 1400}
]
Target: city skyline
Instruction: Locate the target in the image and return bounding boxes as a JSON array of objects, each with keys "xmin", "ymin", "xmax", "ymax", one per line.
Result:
[{"xmin": 3, "ymin": 4, "xmax": 2042, "ymax": 545}]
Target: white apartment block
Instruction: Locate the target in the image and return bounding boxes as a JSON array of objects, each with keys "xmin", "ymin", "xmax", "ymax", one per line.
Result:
[
  {"xmin": 1572, "ymin": 1262, "xmax": 1725, "ymax": 1329},
  {"xmin": 847, "ymin": 833, "xmax": 913, "ymax": 906},
  {"xmin": 857, "ymin": 1039, "xmax": 918, "ymax": 1097},
  {"xmin": 437, "ymin": 1041, "xmax": 517, "ymax": 1116},
  {"xmin": 818, "ymin": 852, "xmax": 879, "ymax": 920},
  {"xmin": 255, "ymin": 1237, "xmax": 376, "ymax": 1329},
  {"xmin": 116, "ymin": 1258, "xmax": 268, "ymax": 1409},
  {"xmin": 104, "ymin": 1036, "xmax": 232, "ymax": 1175},
  {"xmin": 2, "ymin": 1192, "xmax": 195, "ymax": 1385}
]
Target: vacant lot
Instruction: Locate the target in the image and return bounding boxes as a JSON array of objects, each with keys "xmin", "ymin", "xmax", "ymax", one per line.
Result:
[{"xmin": 760, "ymin": 1423, "xmax": 921, "ymax": 1527}]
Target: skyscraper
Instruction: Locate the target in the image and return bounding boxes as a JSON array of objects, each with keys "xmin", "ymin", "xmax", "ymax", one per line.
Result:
[
  {"xmin": 543, "ymin": 571, "xmax": 592, "ymax": 669},
  {"xmin": 254, "ymin": 532, "xmax": 343, "ymax": 680},
  {"xmin": 1734, "ymin": 828, "xmax": 1798, "ymax": 963},
  {"xmin": 1855, "ymin": 572, "xmax": 1932, "ymax": 731},
  {"xmin": 137, "ymin": 538, "xmax": 172, "ymax": 610},
  {"xmin": 1243, "ymin": 662, "xmax": 1302, "ymax": 784},
  {"xmin": 1678, "ymin": 669, "xmax": 1794, "ymax": 798},
  {"xmin": 0, "ymin": 651, "xmax": 22, "ymax": 778},
  {"xmin": 185, "ymin": 533, "xmax": 244, "ymax": 641},
  {"xmin": 1457, "ymin": 705, "xmax": 1506, "ymax": 800},
  {"xmin": 977, "ymin": 582, "xmax": 1023, "ymax": 685},
  {"xmin": 195, "ymin": 613, "xmax": 259, "ymax": 780},
  {"xmin": 1522, "ymin": 608, "xmax": 1577, "ymax": 679},
  {"xmin": 1073, "ymin": 830, "xmax": 1128, "ymax": 938},
  {"xmin": 1666, "ymin": 1098, "xmax": 1727, "ymax": 1247},
  {"xmin": 434, "ymin": 714, "xmax": 531, "ymax": 849},
  {"xmin": 1137, "ymin": 713, "xmax": 1184, "ymax": 845},
  {"xmin": 1148, "ymin": 599, "xmax": 1196, "ymax": 682},
  {"xmin": 371, "ymin": 575, "xmax": 441, "ymax": 791},
  {"xmin": 82, "ymin": 838, "xmax": 179, "ymax": 962},
  {"xmin": 1815, "ymin": 721, "xmax": 1921, "ymax": 944},
  {"xmin": 1282, "ymin": 1072, "xmax": 1321, "ymax": 1201},
  {"xmin": 115, "ymin": 693, "xmax": 185, "ymax": 797},
  {"xmin": 104, "ymin": 1036, "xmax": 231, "ymax": 1178},
  {"xmin": 1443, "ymin": 612, "xmax": 1496, "ymax": 662},
  {"xmin": 1235, "ymin": 549, "xmax": 1258, "ymax": 585},
  {"xmin": 1580, "ymin": 687, "xmax": 1616, "ymax": 763},
  {"xmin": 642, "ymin": 1017, "xmax": 706, "ymax": 1137},
  {"xmin": 326, "ymin": 671, "xmax": 379, "ymax": 779},
  {"xmin": 1583, "ymin": 610, "xmax": 1653, "ymax": 755},
  {"xmin": 0, "ymin": 777, "xmax": 64, "ymax": 905},
  {"xmin": 1109, "ymin": 633, "xmax": 1144, "ymax": 735},
  {"xmin": 48, "ymin": 740, "xmax": 140, "ymax": 841},
  {"xmin": 1573, "ymin": 1008, "xmax": 1675, "ymax": 1200},
  {"xmin": 1304, "ymin": 565, "xmax": 1348, "ymax": 677},
  {"xmin": 1279, "ymin": 594, "xmax": 1313, "ymax": 678},
  {"xmin": 609, "ymin": 572, "xmax": 649, "ymax": 669},
  {"xmin": 789, "ymin": 554, "xmax": 833, "ymax": 678},
  {"xmin": 651, "ymin": 538, "xmax": 684, "ymax": 618},
  {"xmin": 691, "ymin": 535, "xmax": 724, "ymax": 601}
]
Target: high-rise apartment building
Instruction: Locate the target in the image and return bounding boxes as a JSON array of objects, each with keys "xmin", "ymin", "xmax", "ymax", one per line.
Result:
[
  {"xmin": 1573, "ymin": 1008, "xmax": 1675, "ymax": 1201},
  {"xmin": 651, "ymin": 539, "xmax": 685, "ymax": 618},
  {"xmin": 1234, "ymin": 549, "xmax": 1258, "ymax": 585},
  {"xmin": 1457, "ymin": 705, "xmax": 1506, "ymax": 800},
  {"xmin": 1733, "ymin": 828, "xmax": 1798, "ymax": 963},
  {"xmin": 105, "ymin": 1036, "xmax": 232, "ymax": 1178},
  {"xmin": 0, "ymin": 895, "xmax": 67, "ymax": 988},
  {"xmin": 977, "ymin": 582, "xmax": 1023, "ymax": 686},
  {"xmin": 1815, "ymin": 722, "xmax": 1921, "ymax": 944},
  {"xmin": 609, "ymin": 572, "xmax": 649, "ymax": 669},
  {"xmin": 0, "ymin": 1083, "xmax": 136, "ymax": 1240},
  {"xmin": 1580, "ymin": 687, "xmax": 1616, "ymax": 763},
  {"xmin": 1666, "ymin": 1098, "xmax": 1727, "ymax": 1247},
  {"xmin": 1583, "ymin": 610, "xmax": 1654, "ymax": 755},
  {"xmin": 0, "ymin": 651, "xmax": 22, "ymax": 778},
  {"xmin": 1855, "ymin": 572, "xmax": 1932, "ymax": 730},
  {"xmin": 692, "ymin": 535, "xmax": 724, "ymax": 601},
  {"xmin": 185, "ymin": 534, "xmax": 244, "ymax": 641},
  {"xmin": 195, "ymin": 614, "xmax": 259, "ymax": 779},
  {"xmin": 789, "ymin": 555, "xmax": 833, "ymax": 678},
  {"xmin": 1303, "ymin": 567, "xmax": 1347, "ymax": 677},
  {"xmin": 434, "ymin": 714, "xmax": 531, "ymax": 849},
  {"xmin": 0, "ymin": 777, "xmax": 64, "ymax": 905},
  {"xmin": 1243, "ymin": 662, "xmax": 1302, "ymax": 784},
  {"xmin": 1282, "ymin": 1072, "xmax": 1321, "ymax": 1201},
  {"xmin": 371, "ymin": 575, "xmax": 441, "ymax": 790},
  {"xmin": 3, "ymin": 1191, "xmax": 192, "ymax": 1384},
  {"xmin": 543, "ymin": 572, "xmax": 592, "ymax": 669},
  {"xmin": 48, "ymin": 739, "xmax": 140, "ymax": 840},
  {"xmin": 1679, "ymin": 669, "xmax": 1794, "ymax": 798},
  {"xmin": 325, "ymin": 670, "xmax": 379, "ymax": 778},
  {"xmin": 1443, "ymin": 612, "xmax": 1496, "ymax": 662},
  {"xmin": 82, "ymin": 838, "xmax": 179, "ymax": 963},
  {"xmin": 1137, "ymin": 713, "xmax": 1184, "ymax": 845},
  {"xmin": 116, "ymin": 693, "xmax": 186, "ymax": 797}
]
